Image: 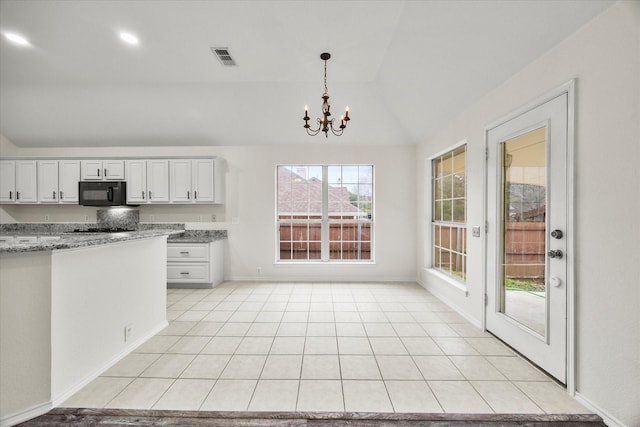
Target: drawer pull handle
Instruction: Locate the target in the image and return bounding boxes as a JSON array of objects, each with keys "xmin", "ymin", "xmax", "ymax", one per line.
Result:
[
  {"xmin": 180, "ymin": 272, "xmax": 190, "ymax": 275},
  {"xmin": 179, "ymin": 251, "xmax": 190, "ymax": 254}
]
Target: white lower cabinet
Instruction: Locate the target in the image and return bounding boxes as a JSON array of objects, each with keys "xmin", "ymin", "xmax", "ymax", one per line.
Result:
[
  {"xmin": 167, "ymin": 240, "xmax": 223, "ymax": 288},
  {"xmin": 0, "ymin": 236, "xmax": 15, "ymax": 245}
]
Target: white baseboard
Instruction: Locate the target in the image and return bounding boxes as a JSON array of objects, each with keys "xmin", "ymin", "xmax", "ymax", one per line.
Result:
[
  {"xmin": 416, "ymin": 276, "xmax": 482, "ymax": 329},
  {"xmin": 51, "ymin": 319, "xmax": 168, "ymax": 407},
  {"xmin": 574, "ymin": 392, "xmax": 628, "ymax": 427},
  {"xmin": 0, "ymin": 401, "xmax": 52, "ymax": 427},
  {"xmin": 226, "ymin": 275, "xmax": 418, "ymax": 283},
  {"xmin": 1, "ymin": 320, "xmax": 168, "ymax": 427}
]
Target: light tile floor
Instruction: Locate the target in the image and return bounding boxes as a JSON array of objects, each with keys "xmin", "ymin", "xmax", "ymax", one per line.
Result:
[{"xmin": 62, "ymin": 281, "xmax": 589, "ymax": 414}]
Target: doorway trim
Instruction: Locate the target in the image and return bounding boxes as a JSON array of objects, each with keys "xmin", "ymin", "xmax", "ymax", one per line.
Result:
[{"xmin": 482, "ymin": 79, "xmax": 576, "ymax": 395}]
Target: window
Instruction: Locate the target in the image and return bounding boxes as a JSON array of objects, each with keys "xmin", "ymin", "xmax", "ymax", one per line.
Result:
[
  {"xmin": 277, "ymin": 165, "xmax": 373, "ymax": 262},
  {"xmin": 432, "ymin": 145, "xmax": 467, "ymax": 281}
]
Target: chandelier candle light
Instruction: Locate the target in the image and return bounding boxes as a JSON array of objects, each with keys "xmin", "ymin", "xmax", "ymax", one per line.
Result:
[{"xmin": 303, "ymin": 52, "xmax": 350, "ymax": 137}]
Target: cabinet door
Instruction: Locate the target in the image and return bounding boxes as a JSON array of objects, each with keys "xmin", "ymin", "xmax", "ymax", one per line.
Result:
[
  {"xmin": 147, "ymin": 159, "xmax": 169, "ymax": 203},
  {"xmin": 169, "ymin": 159, "xmax": 192, "ymax": 203},
  {"xmin": 58, "ymin": 160, "xmax": 80, "ymax": 203},
  {"xmin": 192, "ymin": 159, "xmax": 214, "ymax": 203},
  {"xmin": 104, "ymin": 160, "xmax": 125, "ymax": 180},
  {"xmin": 81, "ymin": 160, "xmax": 103, "ymax": 180},
  {"xmin": 0, "ymin": 160, "xmax": 16, "ymax": 203},
  {"xmin": 15, "ymin": 160, "xmax": 38, "ymax": 203},
  {"xmin": 37, "ymin": 160, "xmax": 59, "ymax": 203},
  {"xmin": 125, "ymin": 160, "xmax": 147, "ymax": 204}
]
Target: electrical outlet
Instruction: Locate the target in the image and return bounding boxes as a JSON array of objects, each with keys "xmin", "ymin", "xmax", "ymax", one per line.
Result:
[
  {"xmin": 44, "ymin": 215, "xmax": 50, "ymax": 221},
  {"xmin": 149, "ymin": 215, "xmax": 155, "ymax": 221},
  {"xmin": 196, "ymin": 215, "xmax": 202, "ymax": 222},
  {"xmin": 257, "ymin": 267, "xmax": 262, "ymax": 274},
  {"xmin": 84, "ymin": 215, "xmax": 89, "ymax": 221},
  {"xmin": 124, "ymin": 324, "xmax": 133, "ymax": 342}
]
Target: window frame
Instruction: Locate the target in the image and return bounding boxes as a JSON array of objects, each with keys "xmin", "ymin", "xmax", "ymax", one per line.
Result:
[
  {"xmin": 429, "ymin": 142, "xmax": 467, "ymax": 283},
  {"xmin": 276, "ymin": 164, "xmax": 375, "ymax": 264}
]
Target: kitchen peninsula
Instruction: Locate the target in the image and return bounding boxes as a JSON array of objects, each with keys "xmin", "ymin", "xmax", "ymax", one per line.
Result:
[{"xmin": 0, "ymin": 226, "xmax": 181, "ymax": 426}]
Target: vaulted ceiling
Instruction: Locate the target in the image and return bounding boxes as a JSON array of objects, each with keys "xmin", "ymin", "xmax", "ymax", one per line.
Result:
[{"xmin": 0, "ymin": 0, "xmax": 613, "ymax": 147}]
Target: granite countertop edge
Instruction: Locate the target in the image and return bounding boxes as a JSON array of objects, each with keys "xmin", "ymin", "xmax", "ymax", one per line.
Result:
[
  {"xmin": 0, "ymin": 229, "xmax": 185, "ymax": 254},
  {"xmin": 166, "ymin": 231, "xmax": 227, "ymax": 243},
  {"xmin": 0, "ymin": 224, "xmax": 228, "ymax": 254}
]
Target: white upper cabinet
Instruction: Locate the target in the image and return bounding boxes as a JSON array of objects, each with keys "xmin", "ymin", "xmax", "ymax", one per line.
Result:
[
  {"xmin": 37, "ymin": 160, "xmax": 59, "ymax": 203},
  {"xmin": 169, "ymin": 159, "xmax": 223, "ymax": 204},
  {"xmin": 15, "ymin": 160, "xmax": 38, "ymax": 203},
  {"xmin": 0, "ymin": 160, "xmax": 16, "ymax": 203},
  {"xmin": 126, "ymin": 159, "xmax": 169, "ymax": 204},
  {"xmin": 192, "ymin": 159, "xmax": 215, "ymax": 202},
  {"xmin": 147, "ymin": 159, "xmax": 170, "ymax": 203},
  {"xmin": 169, "ymin": 159, "xmax": 192, "ymax": 203},
  {"xmin": 38, "ymin": 160, "xmax": 80, "ymax": 203},
  {"xmin": 58, "ymin": 160, "xmax": 81, "ymax": 203},
  {"xmin": 0, "ymin": 157, "xmax": 223, "ymax": 205},
  {"xmin": 81, "ymin": 160, "xmax": 125, "ymax": 180},
  {"xmin": 125, "ymin": 160, "xmax": 147, "ymax": 204}
]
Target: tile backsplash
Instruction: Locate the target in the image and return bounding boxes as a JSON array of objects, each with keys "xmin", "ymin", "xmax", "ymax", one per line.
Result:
[{"xmin": 97, "ymin": 207, "xmax": 139, "ymax": 230}]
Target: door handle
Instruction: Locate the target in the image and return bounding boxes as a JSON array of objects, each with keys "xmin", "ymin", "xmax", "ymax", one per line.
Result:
[
  {"xmin": 548, "ymin": 249, "xmax": 563, "ymax": 259},
  {"xmin": 142, "ymin": 191, "xmax": 145, "ymax": 200},
  {"xmin": 104, "ymin": 168, "xmax": 107, "ymax": 177},
  {"xmin": 97, "ymin": 168, "xmax": 100, "ymax": 177},
  {"xmin": 551, "ymin": 229, "xmax": 563, "ymax": 239},
  {"xmin": 60, "ymin": 191, "xmax": 64, "ymax": 199},
  {"xmin": 53, "ymin": 191, "xmax": 56, "ymax": 200},
  {"xmin": 9, "ymin": 191, "xmax": 12, "ymax": 200}
]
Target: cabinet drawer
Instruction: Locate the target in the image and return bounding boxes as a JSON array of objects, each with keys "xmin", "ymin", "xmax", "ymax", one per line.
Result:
[
  {"xmin": 167, "ymin": 244, "xmax": 209, "ymax": 261},
  {"xmin": 167, "ymin": 263, "xmax": 210, "ymax": 282},
  {"xmin": 15, "ymin": 236, "xmax": 38, "ymax": 244},
  {"xmin": 0, "ymin": 236, "xmax": 15, "ymax": 245}
]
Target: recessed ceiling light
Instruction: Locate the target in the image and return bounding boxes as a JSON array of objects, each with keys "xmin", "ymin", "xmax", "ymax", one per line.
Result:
[
  {"xmin": 119, "ymin": 32, "xmax": 139, "ymax": 45},
  {"xmin": 3, "ymin": 32, "xmax": 31, "ymax": 46}
]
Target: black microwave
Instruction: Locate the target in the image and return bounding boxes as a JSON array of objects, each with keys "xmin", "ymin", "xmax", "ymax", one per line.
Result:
[{"xmin": 78, "ymin": 181, "xmax": 127, "ymax": 206}]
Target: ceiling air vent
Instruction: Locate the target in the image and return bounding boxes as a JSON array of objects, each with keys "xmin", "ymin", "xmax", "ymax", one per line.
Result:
[{"xmin": 211, "ymin": 47, "xmax": 237, "ymax": 66}]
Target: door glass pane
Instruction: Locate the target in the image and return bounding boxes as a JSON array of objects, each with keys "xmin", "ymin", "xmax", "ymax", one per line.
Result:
[{"xmin": 500, "ymin": 127, "xmax": 547, "ymax": 336}]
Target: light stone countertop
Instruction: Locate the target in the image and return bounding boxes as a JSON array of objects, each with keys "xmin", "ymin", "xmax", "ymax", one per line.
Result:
[
  {"xmin": 0, "ymin": 229, "xmax": 185, "ymax": 254},
  {"xmin": 166, "ymin": 230, "xmax": 227, "ymax": 244}
]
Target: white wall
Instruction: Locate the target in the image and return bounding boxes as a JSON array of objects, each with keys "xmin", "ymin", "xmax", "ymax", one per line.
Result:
[
  {"xmin": 51, "ymin": 236, "xmax": 167, "ymax": 403},
  {"xmin": 0, "ymin": 137, "xmax": 417, "ymax": 282},
  {"xmin": 416, "ymin": 2, "xmax": 639, "ymax": 426},
  {"xmin": 0, "ymin": 252, "xmax": 52, "ymax": 424}
]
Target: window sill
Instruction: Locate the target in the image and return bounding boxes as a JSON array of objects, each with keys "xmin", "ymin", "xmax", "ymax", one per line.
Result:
[{"xmin": 424, "ymin": 268, "xmax": 469, "ymax": 296}]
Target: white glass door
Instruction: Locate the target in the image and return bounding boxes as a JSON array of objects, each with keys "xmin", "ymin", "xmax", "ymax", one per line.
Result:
[{"xmin": 486, "ymin": 92, "xmax": 568, "ymax": 383}]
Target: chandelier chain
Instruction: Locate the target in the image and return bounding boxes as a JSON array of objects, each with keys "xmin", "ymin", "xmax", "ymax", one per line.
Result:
[{"xmin": 323, "ymin": 59, "xmax": 328, "ymax": 95}]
